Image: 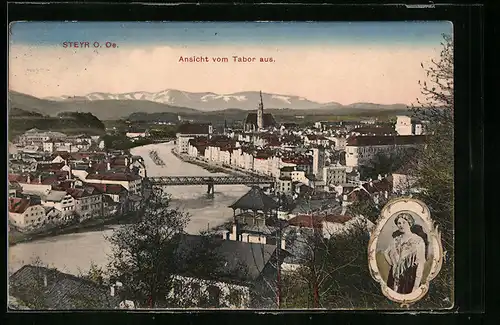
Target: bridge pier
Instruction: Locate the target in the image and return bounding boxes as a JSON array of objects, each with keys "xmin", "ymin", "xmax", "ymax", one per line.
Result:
[{"xmin": 207, "ymin": 183, "xmax": 214, "ymax": 194}]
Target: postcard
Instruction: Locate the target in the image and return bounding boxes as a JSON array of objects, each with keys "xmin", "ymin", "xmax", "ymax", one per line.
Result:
[{"xmin": 8, "ymin": 21, "xmax": 453, "ymax": 310}]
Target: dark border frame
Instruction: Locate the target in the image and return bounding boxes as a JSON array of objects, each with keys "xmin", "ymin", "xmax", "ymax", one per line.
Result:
[{"xmin": 4, "ymin": 2, "xmax": 485, "ymax": 324}]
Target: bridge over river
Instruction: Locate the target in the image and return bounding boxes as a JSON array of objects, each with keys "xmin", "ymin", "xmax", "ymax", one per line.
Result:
[{"xmin": 147, "ymin": 175, "xmax": 275, "ymax": 194}]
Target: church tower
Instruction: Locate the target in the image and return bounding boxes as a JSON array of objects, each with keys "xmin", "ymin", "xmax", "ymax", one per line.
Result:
[{"xmin": 257, "ymin": 91, "xmax": 264, "ymax": 130}]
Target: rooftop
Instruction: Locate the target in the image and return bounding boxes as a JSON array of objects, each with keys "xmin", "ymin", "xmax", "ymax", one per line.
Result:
[
  {"xmin": 173, "ymin": 234, "xmax": 278, "ymax": 286},
  {"xmin": 229, "ymin": 186, "xmax": 279, "ymax": 212},
  {"xmin": 9, "ymin": 265, "xmax": 121, "ymax": 309},
  {"xmin": 346, "ymin": 135, "xmax": 428, "ymax": 147}
]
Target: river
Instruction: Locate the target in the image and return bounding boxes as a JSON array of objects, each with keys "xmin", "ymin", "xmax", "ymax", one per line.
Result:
[{"xmin": 8, "ymin": 142, "xmax": 250, "ymax": 275}]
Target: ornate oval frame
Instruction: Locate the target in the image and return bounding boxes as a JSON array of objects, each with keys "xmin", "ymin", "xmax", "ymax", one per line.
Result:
[{"xmin": 367, "ymin": 197, "xmax": 444, "ymax": 306}]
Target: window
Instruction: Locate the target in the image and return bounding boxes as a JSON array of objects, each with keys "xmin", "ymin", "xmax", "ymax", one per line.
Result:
[
  {"xmin": 205, "ymin": 285, "xmax": 221, "ymax": 308},
  {"xmin": 191, "ymin": 283, "xmax": 201, "ymax": 299},
  {"xmin": 173, "ymin": 279, "xmax": 183, "ymax": 296}
]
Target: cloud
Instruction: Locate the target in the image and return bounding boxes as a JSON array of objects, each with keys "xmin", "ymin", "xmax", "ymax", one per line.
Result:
[{"xmin": 8, "ymin": 44, "xmax": 442, "ymax": 105}]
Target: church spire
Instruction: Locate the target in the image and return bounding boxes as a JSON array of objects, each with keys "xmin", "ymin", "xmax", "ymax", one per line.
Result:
[{"xmin": 257, "ymin": 90, "xmax": 264, "ymax": 130}]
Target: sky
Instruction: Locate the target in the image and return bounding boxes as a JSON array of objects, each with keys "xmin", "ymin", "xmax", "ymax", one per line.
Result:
[{"xmin": 9, "ymin": 21, "xmax": 453, "ymax": 105}]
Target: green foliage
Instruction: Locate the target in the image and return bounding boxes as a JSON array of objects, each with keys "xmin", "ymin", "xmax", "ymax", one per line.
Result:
[
  {"xmin": 408, "ymin": 33, "xmax": 454, "ymax": 309},
  {"xmin": 359, "ymin": 149, "xmax": 414, "ymax": 181},
  {"xmin": 8, "ymin": 111, "xmax": 106, "ymax": 139},
  {"xmin": 281, "ymin": 224, "xmax": 391, "ymax": 309},
  {"xmin": 105, "ymin": 189, "xmax": 227, "ymax": 308},
  {"xmin": 348, "ymin": 199, "xmax": 382, "ymax": 224},
  {"xmin": 148, "ymin": 125, "xmax": 178, "ymax": 139},
  {"xmin": 102, "ymin": 133, "xmax": 154, "ymax": 151},
  {"xmin": 79, "ymin": 261, "xmax": 107, "ymax": 286}
]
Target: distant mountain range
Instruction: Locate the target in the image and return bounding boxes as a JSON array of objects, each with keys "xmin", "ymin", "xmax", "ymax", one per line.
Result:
[
  {"xmin": 9, "ymin": 90, "xmax": 410, "ymax": 121},
  {"xmin": 44, "ymin": 89, "xmax": 341, "ymax": 111}
]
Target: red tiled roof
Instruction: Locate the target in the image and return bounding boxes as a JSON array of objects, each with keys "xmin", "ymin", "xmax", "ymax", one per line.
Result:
[
  {"xmin": 324, "ymin": 214, "xmax": 353, "ymax": 224},
  {"xmin": 85, "ymin": 183, "xmax": 128, "ymax": 195},
  {"xmin": 346, "ymin": 135, "xmax": 428, "ymax": 147},
  {"xmin": 86, "ymin": 172, "xmax": 141, "ymax": 182},
  {"xmin": 288, "ymin": 215, "xmax": 324, "ymax": 229},
  {"xmin": 66, "ymin": 187, "xmax": 101, "ymax": 199},
  {"xmin": 362, "ymin": 178, "xmax": 392, "ymax": 194},
  {"xmin": 36, "ymin": 162, "xmax": 66, "ymax": 172},
  {"xmin": 8, "ymin": 197, "xmax": 31, "ymax": 214},
  {"xmin": 346, "ymin": 188, "xmax": 371, "ymax": 202}
]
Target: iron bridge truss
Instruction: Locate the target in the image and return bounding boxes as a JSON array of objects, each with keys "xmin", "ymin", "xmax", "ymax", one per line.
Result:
[{"xmin": 148, "ymin": 176, "xmax": 274, "ymax": 186}]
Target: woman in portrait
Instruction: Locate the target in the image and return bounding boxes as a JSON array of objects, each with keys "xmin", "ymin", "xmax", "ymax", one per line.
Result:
[{"xmin": 384, "ymin": 212, "xmax": 428, "ymax": 294}]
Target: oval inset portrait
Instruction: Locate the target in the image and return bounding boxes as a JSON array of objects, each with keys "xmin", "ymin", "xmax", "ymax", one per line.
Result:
[{"xmin": 368, "ymin": 198, "xmax": 443, "ymax": 305}]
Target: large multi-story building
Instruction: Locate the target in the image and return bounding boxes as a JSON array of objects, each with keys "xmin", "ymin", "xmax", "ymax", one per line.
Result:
[
  {"xmin": 19, "ymin": 129, "xmax": 68, "ymax": 147},
  {"xmin": 176, "ymin": 123, "xmax": 213, "ymax": 154},
  {"xmin": 345, "ymin": 135, "xmax": 427, "ymax": 168},
  {"xmin": 8, "ymin": 197, "xmax": 47, "ymax": 229},
  {"xmin": 322, "ymin": 165, "xmax": 347, "ymax": 187},
  {"xmin": 84, "ymin": 172, "xmax": 142, "ymax": 195},
  {"xmin": 312, "ymin": 147, "xmax": 326, "ymax": 179}
]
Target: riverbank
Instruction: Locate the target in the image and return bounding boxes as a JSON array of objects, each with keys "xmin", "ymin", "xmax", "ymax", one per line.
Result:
[
  {"xmin": 171, "ymin": 148, "xmax": 272, "ymax": 179},
  {"xmin": 8, "ymin": 212, "xmax": 140, "ymax": 246}
]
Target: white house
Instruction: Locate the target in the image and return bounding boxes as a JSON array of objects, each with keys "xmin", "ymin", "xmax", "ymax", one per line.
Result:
[
  {"xmin": 8, "ymin": 198, "xmax": 48, "ymax": 230},
  {"xmin": 253, "ymin": 156, "xmax": 271, "ymax": 176},
  {"xmin": 176, "ymin": 123, "xmax": 213, "ymax": 154},
  {"xmin": 322, "ymin": 165, "xmax": 347, "ymax": 187},
  {"xmin": 168, "ymin": 275, "xmax": 251, "ymax": 308},
  {"xmin": 84, "ymin": 172, "xmax": 142, "ymax": 195},
  {"xmin": 170, "ymin": 234, "xmax": 280, "ymax": 309},
  {"xmin": 395, "ymin": 115, "xmax": 412, "ymax": 136},
  {"xmin": 66, "ymin": 187, "xmax": 103, "ymax": 222},
  {"xmin": 19, "ymin": 129, "xmax": 67, "ymax": 147},
  {"xmin": 345, "ymin": 135, "xmax": 426, "ymax": 168},
  {"xmin": 39, "ymin": 190, "xmax": 76, "ymax": 218}
]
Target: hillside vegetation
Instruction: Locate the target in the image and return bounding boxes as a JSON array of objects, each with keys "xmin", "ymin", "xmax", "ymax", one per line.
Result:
[{"xmin": 8, "ymin": 110, "xmax": 106, "ymax": 140}]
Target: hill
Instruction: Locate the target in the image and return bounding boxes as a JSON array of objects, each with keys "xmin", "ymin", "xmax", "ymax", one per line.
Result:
[
  {"xmin": 8, "ymin": 111, "xmax": 106, "ymax": 140},
  {"xmin": 9, "ymin": 91, "xmax": 199, "ymax": 120},
  {"xmin": 10, "ymin": 90, "xmax": 411, "ymax": 122},
  {"xmin": 128, "ymin": 106, "xmax": 412, "ymax": 126},
  {"xmin": 44, "ymin": 89, "xmax": 410, "ymax": 113}
]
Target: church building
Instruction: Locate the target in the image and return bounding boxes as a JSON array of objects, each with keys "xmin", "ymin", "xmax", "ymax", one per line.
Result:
[{"xmin": 243, "ymin": 91, "xmax": 277, "ymax": 132}]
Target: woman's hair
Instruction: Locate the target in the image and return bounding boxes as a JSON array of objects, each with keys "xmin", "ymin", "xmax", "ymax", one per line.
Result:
[
  {"xmin": 392, "ymin": 213, "xmax": 429, "ymax": 258},
  {"xmin": 393, "ymin": 212, "xmax": 415, "ymax": 227}
]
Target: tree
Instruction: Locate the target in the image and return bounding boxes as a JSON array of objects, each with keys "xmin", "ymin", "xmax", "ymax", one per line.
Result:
[
  {"xmin": 105, "ymin": 187, "xmax": 190, "ymax": 308},
  {"xmin": 78, "ymin": 261, "xmax": 107, "ymax": 286},
  {"xmin": 359, "ymin": 149, "xmax": 414, "ymax": 181},
  {"xmin": 105, "ymin": 188, "xmax": 231, "ymax": 308},
  {"xmin": 281, "ymin": 223, "xmax": 391, "ymax": 309},
  {"xmin": 408, "ymin": 33, "xmax": 454, "ymax": 308}
]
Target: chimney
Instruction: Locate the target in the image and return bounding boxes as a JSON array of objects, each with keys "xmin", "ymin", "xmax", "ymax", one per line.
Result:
[
  {"xmin": 110, "ymin": 285, "xmax": 115, "ymax": 297},
  {"xmin": 232, "ymin": 222, "xmax": 239, "ymax": 241},
  {"xmin": 38, "ymin": 175, "xmax": 42, "ymax": 183},
  {"xmin": 107, "ymin": 162, "xmax": 111, "ymax": 171},
  {"xmin": 125, "ymin": 157, "xmax": 129, "ymax": 167},
  {"xmin": 43, "ymin": 275, "xmax": 48, "ymax": 287},
  {"xmin": 27, "ymin": 174, "xmax": 31, "ymax": 184}
]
